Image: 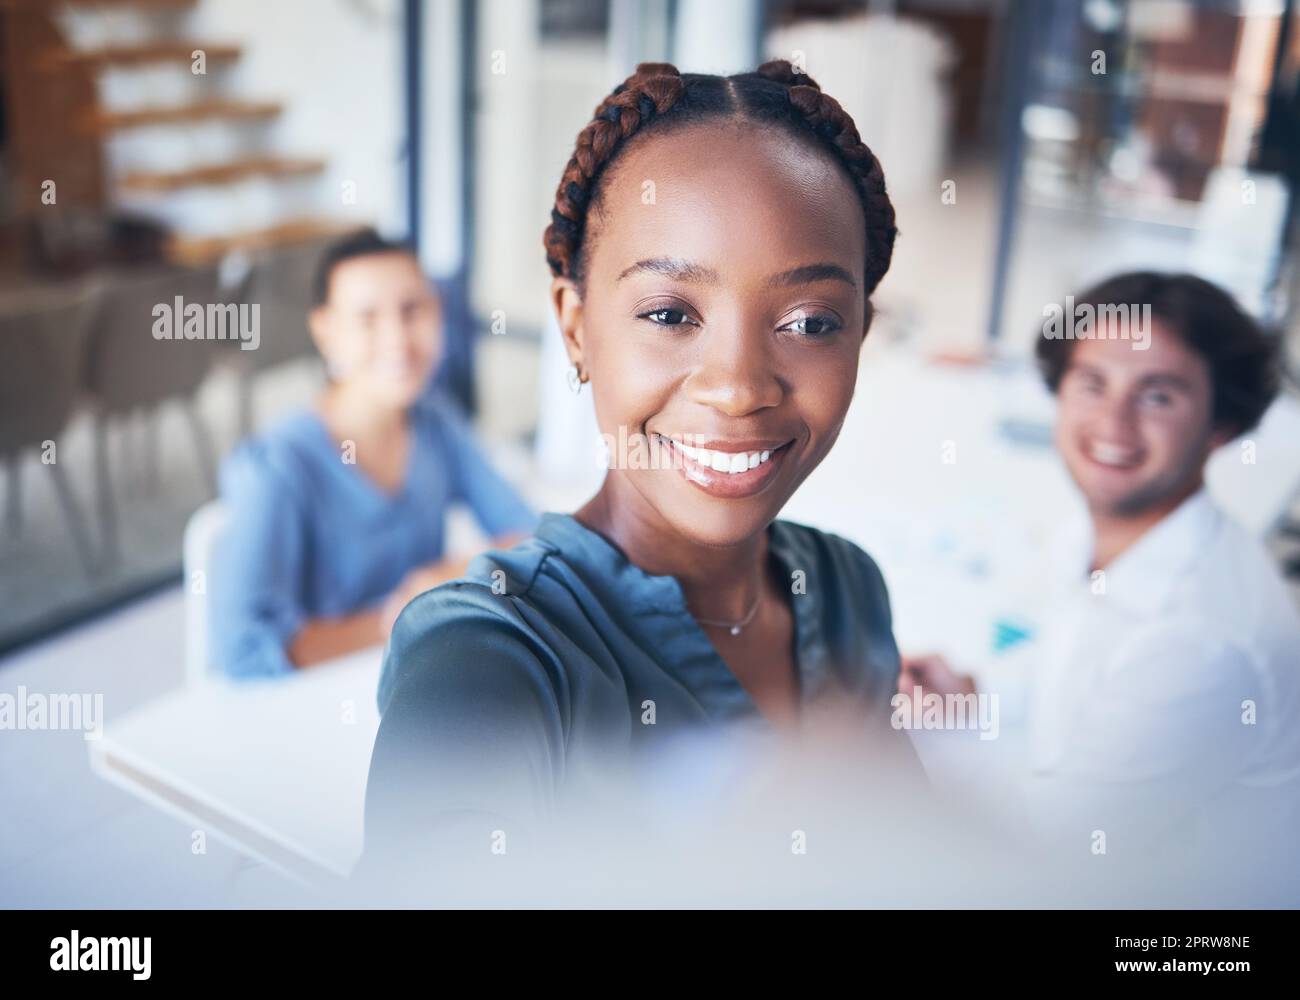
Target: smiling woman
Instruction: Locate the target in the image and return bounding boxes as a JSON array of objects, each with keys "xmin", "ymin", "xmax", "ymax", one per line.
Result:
[{"xmin": 361, "ymin": 61, "xmax": 917, "ymax": 875}]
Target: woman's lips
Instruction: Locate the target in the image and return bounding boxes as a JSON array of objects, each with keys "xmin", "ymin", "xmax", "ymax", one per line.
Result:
[{"xmin": 654, "ymin": 433, "xmax": 793, "ymax": 499}]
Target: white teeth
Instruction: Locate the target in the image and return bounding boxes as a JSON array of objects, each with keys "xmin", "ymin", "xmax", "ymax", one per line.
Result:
[
  {"xmin": 1088, "ymin": 442, "xmax": 1139, "ymax": 467},
  {"xmin": 667, "ymin": 437, "xmax": 779, "ymax": 474}
]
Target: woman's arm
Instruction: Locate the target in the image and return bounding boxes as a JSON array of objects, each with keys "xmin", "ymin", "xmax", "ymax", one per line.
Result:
[
  {"xmin": 286, "ymin": 609, "xmax": 385, "ymax": 668},
  {"xmin": 362, "ymin": 584, "xmax": 566, "ymax": 882},
  {"xmin": 213, "ymin": 444, "xmax": 394, "ymax": 676},
  {"xmin": 210, "ymin": 449, "xmax": 307, "ymax": 679}
]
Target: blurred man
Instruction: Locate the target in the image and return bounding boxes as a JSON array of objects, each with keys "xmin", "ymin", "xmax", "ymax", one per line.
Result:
[{"xmin": 902, "ymin": 273, "xmax": 1300, "ymax": 864}]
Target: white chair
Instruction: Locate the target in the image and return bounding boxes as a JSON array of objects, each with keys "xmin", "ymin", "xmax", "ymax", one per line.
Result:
[{"xmin": 182, "ymin": 500, "xmax": 229, "ymax": 687}]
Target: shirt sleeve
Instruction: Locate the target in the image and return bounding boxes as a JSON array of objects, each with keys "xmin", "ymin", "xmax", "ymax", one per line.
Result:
[
  {"xmin": 1020, "ymin": 620, "xmax": 1265, "ymax": 847},
  {"xmin": 363, "ymin": 583, "xmax": 566, "ymax": 878},
  {"xmin": 430, "ymin": 397, "xmax": 537, "ymax": 538},
  {"xmin": 209, "ymin": 444, "xmax": 308, "ymax": 680}
]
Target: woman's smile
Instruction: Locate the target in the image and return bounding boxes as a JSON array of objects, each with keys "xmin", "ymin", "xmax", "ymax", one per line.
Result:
[{"xmin": 652, "ymin": 431, "xmax": 796, "ymax": 499}]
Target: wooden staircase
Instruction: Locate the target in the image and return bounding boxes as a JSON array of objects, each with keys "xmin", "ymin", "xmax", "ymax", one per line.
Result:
[{"xmin": 1, "ymin": 0, "xmax": 353, "ymax": 265}]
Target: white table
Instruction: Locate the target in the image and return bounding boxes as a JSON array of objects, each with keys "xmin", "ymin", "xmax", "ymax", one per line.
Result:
[{"xmin": 89, "ymin": 649, "xmax": 380, "ymax": 884}]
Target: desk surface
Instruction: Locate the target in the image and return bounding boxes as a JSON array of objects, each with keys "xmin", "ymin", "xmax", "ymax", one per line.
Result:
[{"xmin": 90, "ymin": 649, "xmax": 380, "ymax": 883}]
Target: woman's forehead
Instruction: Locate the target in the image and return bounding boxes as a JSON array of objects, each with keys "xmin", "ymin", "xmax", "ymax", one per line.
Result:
[{"xmin": 590, "ymin": 124, "xmax": 867, "ymax": 280}]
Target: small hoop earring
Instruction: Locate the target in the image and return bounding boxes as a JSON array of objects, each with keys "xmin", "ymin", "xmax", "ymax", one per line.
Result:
[{"xmin": 566, "ymin": 363, "xmax": 584, "ymax": 395}]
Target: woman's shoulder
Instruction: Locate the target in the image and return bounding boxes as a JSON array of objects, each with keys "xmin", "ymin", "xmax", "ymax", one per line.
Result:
[
  {"xmin": 770, "ymin": 519, "xmax": 890, "ymax": 600},
  {"xmin": 403, "ymin": 531, "xmax": 561, "ymax": 623},
  {"xmin": 377, "ymin": 531, "xmax": 571, "ymax": 712},
  {"xmin": 219, "ymin": 409, "xmax": 329, "ymax": 498},
  {"xmin": 410, "ymin": 389, "xmax": 473, "ymax": 438},
  {"xmin": 771, "ymin": 520, "xmax": 899, "ymax": 702}
]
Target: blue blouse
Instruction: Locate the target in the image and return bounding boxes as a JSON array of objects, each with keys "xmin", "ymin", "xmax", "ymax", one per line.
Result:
[
  {"xmin": 363, "ymin": 512, "xmax": 906, "ymax": 859},
  {"xmin": 210, "ymin": 393, "xmax": 537, "ymax": 679}
]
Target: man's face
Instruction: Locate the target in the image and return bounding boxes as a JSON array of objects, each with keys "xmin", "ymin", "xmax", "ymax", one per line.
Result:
[
  {"xmin": 311, "ymin": 252, "xmax": 441, "ymax": 407},
  {"xmin": 1055, "ymin": 319, "xmax": 1227, "ymax": 517}
]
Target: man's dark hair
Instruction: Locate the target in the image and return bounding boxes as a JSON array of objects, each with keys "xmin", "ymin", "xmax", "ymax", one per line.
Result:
[
  {"xmin": 312, "ymin": 229, "xmax": 418, "ymax": 308},
  {"xmin": 1036, "ymin": 271, "xmax": 1280, "ymax": 437}
]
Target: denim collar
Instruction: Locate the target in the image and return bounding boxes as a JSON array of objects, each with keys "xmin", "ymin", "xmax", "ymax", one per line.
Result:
[{"xmin": 531, "ymin": 512, "xmax": 832, "ymax": 721}]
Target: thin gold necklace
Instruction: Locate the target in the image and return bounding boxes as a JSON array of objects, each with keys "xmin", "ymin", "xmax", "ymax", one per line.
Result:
[{"xmin": 693, "ymin": 589, "xmax": 762, "ymax": 636}]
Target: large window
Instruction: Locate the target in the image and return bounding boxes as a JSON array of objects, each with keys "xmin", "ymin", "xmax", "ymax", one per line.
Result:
[{"xmin": 0, "ymin": 0, "xmax": 407, "ymax": 653}]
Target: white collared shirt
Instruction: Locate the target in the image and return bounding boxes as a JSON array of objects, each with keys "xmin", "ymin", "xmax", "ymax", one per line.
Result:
[{"xmin": 974, "ymin": 488, "xmax": 1300, "ymax": 853}]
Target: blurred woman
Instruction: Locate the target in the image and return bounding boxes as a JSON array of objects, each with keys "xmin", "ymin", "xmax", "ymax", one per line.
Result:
[{"xmin": 211, "ymin": 230, "xmax": 536, "ymax": 679}]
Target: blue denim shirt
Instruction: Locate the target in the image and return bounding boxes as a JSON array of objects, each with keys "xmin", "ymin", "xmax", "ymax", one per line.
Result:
[
  {"xmin": 365, "ymin": 512, "xmax": 902, "ymax": 846},
  {"xmin": 211, "ymin": 393, "xmax": 537, "ymax": 679}
]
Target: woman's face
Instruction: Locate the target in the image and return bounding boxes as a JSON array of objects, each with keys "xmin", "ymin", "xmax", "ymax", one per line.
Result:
[
  {"xmin": 310, "ymin": 252, "xmax": 442, "ymax": 409},
  {"xmin": 553, "ymin": 122, "xmax": 872, "ymax": 547}
]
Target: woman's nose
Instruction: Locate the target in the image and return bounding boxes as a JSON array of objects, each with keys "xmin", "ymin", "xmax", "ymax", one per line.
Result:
[
  {"xmin": 375, "ymin": 313, "xmax": 412, "ymax": 348},
  {"xmin": 686, "ymin": 326, "xmax": 784, "ymax": 417}
]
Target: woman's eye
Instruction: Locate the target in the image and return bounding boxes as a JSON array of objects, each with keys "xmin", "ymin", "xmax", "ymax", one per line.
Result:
[
  {"xmin": 783, "ymin": 314, "xmax": 841, "ymax": 337},
  {"xmin": 639, "ymin": 308, "xmax": 695, "ymax": 327}
]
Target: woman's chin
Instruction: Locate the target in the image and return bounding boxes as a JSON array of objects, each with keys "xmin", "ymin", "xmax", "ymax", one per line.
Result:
[
  {"xmin": 366, "ymin": 379, "xmax": 427, "ymax": 410},
  {"xmin": 659, "ymin": 495, "xmax": 786, "ymax": 550}
]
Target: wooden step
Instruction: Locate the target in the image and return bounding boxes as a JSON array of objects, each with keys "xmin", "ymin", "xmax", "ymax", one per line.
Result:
[
  {"xmin": 86, "ymin": 99, "xmax": 282, "ymax": 132},
  {"xmin": 118, "ymin": 156, "xmax": 327, "ymax": 193},
  {"xmin": 166, "ymin": 218, "xmax": 364, "ymax": 266},
  {"xmin": 42, "ymin": 42, "xmax": 242, "ymax": 71},
  {"xmin": 58, "ymin": 0, "xmax": 197, "ymax": 8}
]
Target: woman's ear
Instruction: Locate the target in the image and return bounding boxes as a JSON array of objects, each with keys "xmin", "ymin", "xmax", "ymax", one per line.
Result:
[
  {"xmin": 309, "ymin": 304, "xmax": 349, "ymax": 380},
  {"xmin": 551, "ymin": 276, "xmax": 586, "ymax": 369},
  {"xmin": 308, "ymin": 304, "xmax": 332, "ymax": 358}
]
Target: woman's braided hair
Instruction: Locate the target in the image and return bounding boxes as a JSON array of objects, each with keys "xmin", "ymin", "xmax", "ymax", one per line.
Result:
[{"xmin": 544, "ymin": 59, "xmax": 897, "ymax": 297}]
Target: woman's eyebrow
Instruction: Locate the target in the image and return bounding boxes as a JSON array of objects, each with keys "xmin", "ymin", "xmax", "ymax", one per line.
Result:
[
  {"xmin": 766, "ymin": 263, "xmax": 856, "ymax": 289},
  {"xmin": 617, "ymin": 257, "xmax": 720, "ymax": 283},
  {"xmin": 616, "ymin": 258, "xmax": 857, "ymax": 289}
]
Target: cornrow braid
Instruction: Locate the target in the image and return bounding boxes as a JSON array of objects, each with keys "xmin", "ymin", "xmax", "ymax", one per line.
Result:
[
  {"xmin": 754, "ymin": 60, "xmax": 897, "ymax": 297},
  {"xmin": 543, "ymin": 58, "xmax": 897, "ymax": 298},
  {"xmin": 543, "ymin": 63, "xmax": 685, "ymax": 284}
]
